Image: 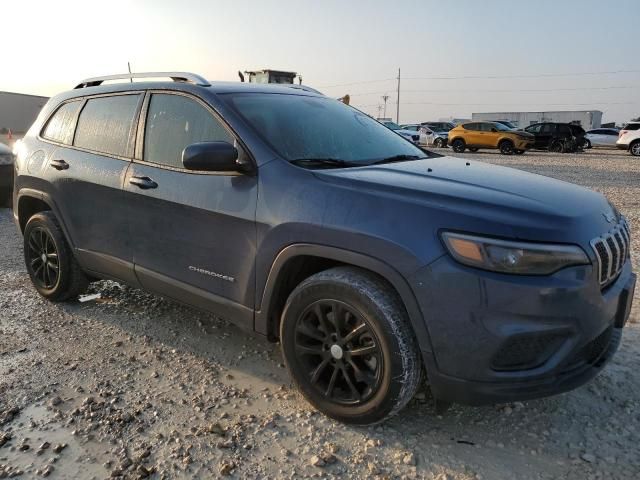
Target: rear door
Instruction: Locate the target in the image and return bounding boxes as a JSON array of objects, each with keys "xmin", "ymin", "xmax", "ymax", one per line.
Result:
[
  {"xmin": 462, "ymin": 123, "xmax": 482, "ymax": 145},
  {"xmin": 124, "ymin": 91, "xmax": 258, "ymax": 329},
  {"xmin": 42, "ymin": 93, "xmax": 143, "ymax": 285}
]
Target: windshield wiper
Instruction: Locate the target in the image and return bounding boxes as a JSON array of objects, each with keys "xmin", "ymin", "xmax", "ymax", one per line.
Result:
[
  {"xmin": 369, "ymin": 154, "xmax": 426, "ymax": 166},
  {"xmin": 289, "ymin": 158, "xmax": 358, "ymax": 168}
]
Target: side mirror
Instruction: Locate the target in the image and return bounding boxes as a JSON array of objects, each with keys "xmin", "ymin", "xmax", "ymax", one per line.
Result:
[{"xmin": 182, "ymin": 141, "xmax": 240, "ymax": 172}]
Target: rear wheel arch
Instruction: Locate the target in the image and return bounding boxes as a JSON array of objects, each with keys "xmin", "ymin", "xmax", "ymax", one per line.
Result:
[
  {"xmin": 18, "ymin": 193, "xmax": 52, "ymax": 233},
  {"xmin": 256, "ymin": 244, "xmax": 433, "ymax": 355}
]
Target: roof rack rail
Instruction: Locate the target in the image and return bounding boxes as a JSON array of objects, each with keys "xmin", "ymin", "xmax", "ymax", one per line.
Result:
[{"xmin": 74, "ymin": 72, "xmax": 211, "ymax": 89}]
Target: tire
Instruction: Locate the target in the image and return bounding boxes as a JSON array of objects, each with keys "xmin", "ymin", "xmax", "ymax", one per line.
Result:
[
  {"xmin": 549, "ymin": 140, "xmax": 564, "ymax": 153},
  {"xmin": 630, "ymin": 141, "xmax": 640, "ymax": 157},
  {"xmin": 514, "ymin": 149, "xmax": 525, "ymax": 155},
  {"xmin": 433, "ymin": 138, "xmax": 444, "ymax": 148},
  {"xmin": 499, "ymin": 140, "xmax": 515, "ymax": 155},
  {"xmin": 23, "ymin": 212, "xmax": 89, "ymax": 302},
  {"xmin": 584, "ymin": 139, "xmax": 592, "ymax": 149},
  {"xmin": 451, "ymin": 138, "xmax": 466, "ymax": 153},
  {"xmin": 468, "ymin": 147, "xmax": 479, "ymax": 152},
  {"xmin": 280, "ymin": 267, "xmax": 422, "ymax": 425}
]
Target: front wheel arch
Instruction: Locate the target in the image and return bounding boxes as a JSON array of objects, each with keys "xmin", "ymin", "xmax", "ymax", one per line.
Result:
[{"xmin": 256, "ymin": 244, "xmax": 434, "ymax": 359}]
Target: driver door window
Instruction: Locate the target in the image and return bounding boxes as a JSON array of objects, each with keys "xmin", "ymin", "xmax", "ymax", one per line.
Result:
[{"xmin": 144, "ymin": 93, "xmax": 233, "ymax": 169}]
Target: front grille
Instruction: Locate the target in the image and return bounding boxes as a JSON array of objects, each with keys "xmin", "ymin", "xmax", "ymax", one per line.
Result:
[{"xmin": 591, "ymin": 217, "xmax": 631, "ymax": 287}]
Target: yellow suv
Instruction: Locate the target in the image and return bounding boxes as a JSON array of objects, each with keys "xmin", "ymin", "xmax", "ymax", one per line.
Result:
[{"xmin": 448, "ymin": 121, "xmax": 535, "ymax": 155}]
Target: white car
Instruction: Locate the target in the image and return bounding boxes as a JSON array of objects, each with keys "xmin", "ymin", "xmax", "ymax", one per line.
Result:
[
  {"xmin": 380, "ymin": 121, "xmax": 420, "ymax": 144},
  {"xmin": 401, "ymin": 124, "xmax": 448, "ymax": 148},
  {"xmin": 616, "ymin": 122, "xmax": 640, "ymax": 156},
  {"xmin": 584, "ymin": 128, "xmax": 620, "ymax": 148}
]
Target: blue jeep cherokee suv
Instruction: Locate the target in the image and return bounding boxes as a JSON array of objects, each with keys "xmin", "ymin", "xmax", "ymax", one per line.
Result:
[{"xmin": 13, "ymin": 72, "xmax": 635, "ymax": 424}]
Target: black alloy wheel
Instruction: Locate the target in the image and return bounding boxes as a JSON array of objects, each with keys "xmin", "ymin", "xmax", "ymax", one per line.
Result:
[
  {"xmin": 499, "ymin": 140, "xmax": 515, "ymax": 155},
  {"xmin": 23, "ymin": 212, "xmax": 88, "ymax": 301},
  {"xmin": 26, "ymin": 227, "xmax": 60, "ymax": 290},
  {"xmin": 293, "ymin": 299, "xmax": 383, "ymax": 405},
  {"xmin": 451, "ymin": 139, "xmax": 466, "ymax": 153}
]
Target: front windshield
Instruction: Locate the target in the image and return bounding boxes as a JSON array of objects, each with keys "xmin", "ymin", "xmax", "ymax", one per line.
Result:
[{"xmin": 225, "ymin": 93, "xmax": 427, "ymax": 164}]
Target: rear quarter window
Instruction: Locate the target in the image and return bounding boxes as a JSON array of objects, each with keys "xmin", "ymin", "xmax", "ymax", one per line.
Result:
[
  {"xmin": 42, "ymin": 101, "xmax": 82, "ymax": 145},
  {"xmin": 74, "ymin": 94, "xmax": 141, "ymax": 157},
  {"xmin": 623, "ymin": 123, "xmax": 640, "ymax": 131}
]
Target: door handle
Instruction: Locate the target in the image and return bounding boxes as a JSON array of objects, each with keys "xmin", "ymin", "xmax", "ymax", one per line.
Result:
[
  {"xmin": 50, "ymin": 159, "xmax": 69, "ymax": 170},
  {"xmin": 129, "ymin": 176, "xmax": 158, "ymax": 190}
]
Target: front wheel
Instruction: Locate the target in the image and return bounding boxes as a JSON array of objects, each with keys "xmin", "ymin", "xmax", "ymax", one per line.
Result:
[
  {"xmin": 630, "ymin": 141, "xmax": 640, "ymax": 156},
  {"xmin": 280, "ymin": 267, "xmax": 422, "ymax": 425},
  {"xmin": 23, "ymin": 212, "xmax": 89, "ymax": 301},
  {"xmin": 451, "ymin": 139, "xmax": 466, "ymax": 153},
  {"xmin": 499, "ymin": 140, "xmax": 515, "ymax": 155}
]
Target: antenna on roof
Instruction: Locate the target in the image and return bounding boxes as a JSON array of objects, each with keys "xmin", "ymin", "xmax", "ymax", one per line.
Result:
[{"xmin": 127, "ymin": 62, "xmax": 133, "ymax": 83}]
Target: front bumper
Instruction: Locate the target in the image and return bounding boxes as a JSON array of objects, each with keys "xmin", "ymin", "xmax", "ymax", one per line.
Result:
[
  {"xmin": 410, "ymin": 255, "xmax": 635, "ymax": 405},
  {"xmin": 515, "ymin": 138, "xmax": 534, "ymax": 150}
]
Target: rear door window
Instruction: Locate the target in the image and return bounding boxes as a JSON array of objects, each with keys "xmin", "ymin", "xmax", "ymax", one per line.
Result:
[
  {"xmin": 540, "ymin": 124, "xmax": 556, "ymax": 134},
  {"xmin": 525, "ymin": 124, "xmax": 542, "ymax": 134},
  {"xmin": 464, "ymin": 123, "xmax": 479, "ymax": 131},
  {"xmin": 42, "ymin": 101, "xmax": 82, "ymax": 145},
  {"xmin": 143, "ymin": 93, "xmax": 233, "ymax": 169},
  {"xmin": 74, "ymin": 94, "xmax": 142, "ymax": 157}
]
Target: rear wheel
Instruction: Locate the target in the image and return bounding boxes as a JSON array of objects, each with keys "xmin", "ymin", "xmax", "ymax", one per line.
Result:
[
  {"xmin": 499, "ymin": 140, "xmax": 515, "ymax": 155},
  {"xmin": 549, "ymin": 139, "xmax": 564, "ymax": 153},
  {"xmin": 451, "ymin": 139, "xmax": 466, "ymax": 153},
  {"xmin": 23, "ymin": 212, "xmax": 88, "ymax": 301},
  {"xmin": 630, "ymin": 141, "xmax": 640, "ymax": 156},
  {"xmin": 433, "ymin": 138, "xmax": 444, "ymax": 148},
  {"xmin": 280, "ymin": 267, "xmax": 422, "ymax": 425},
  {"xmin": 583, "ymin": 139, "xmax": 592, "ymax": 149}
]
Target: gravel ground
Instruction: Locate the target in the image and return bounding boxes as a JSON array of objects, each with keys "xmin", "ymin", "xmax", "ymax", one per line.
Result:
[{"xmin": 1, "ymin": 148, "xmax": 639, "ymax": 480}]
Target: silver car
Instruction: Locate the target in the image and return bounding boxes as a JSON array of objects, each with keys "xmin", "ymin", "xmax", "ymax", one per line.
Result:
[{"xmin": 585, "ymin": 128, "xmax": 620, "ymax": 148}]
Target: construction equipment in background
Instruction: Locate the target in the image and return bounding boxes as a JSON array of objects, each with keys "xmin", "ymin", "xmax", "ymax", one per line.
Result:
[
  {"xmin": 238, "ymin": 69, "xmax": 300, "ymax": 84},
  {"xmin": 338, "ymin": 94, "xmax": 350, "ymax": 105}
]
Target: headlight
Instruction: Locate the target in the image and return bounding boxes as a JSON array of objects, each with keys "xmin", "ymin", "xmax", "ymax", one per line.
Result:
[
  {"xmin": 441, "ymin": 232, "xmax": 589, "ymax": 275},
  {"xmin": 0, "ymin": 154, "xmax": 14, "ymax": 165}
]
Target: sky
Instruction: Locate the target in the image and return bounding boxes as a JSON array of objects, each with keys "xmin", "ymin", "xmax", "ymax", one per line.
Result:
[{"xmin": 4, "ymin": 0, "xmax": 640, "ymax": 124}]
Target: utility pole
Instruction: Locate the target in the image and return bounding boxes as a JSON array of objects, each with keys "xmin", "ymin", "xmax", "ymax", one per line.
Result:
[
  {"xmin": 377, "ymin": 104, "xmax": 383, "ymax": 119},
  {"xmin": 127, "ymin": 62, "xmax": 133, "ymax": 82},
  {"xmin": 381, "ymin": 95, "xmax": 389, "ymax": 119},
  {"xmin": 396, "ymin": 68, "xmax": 401, "ymax": 124}
]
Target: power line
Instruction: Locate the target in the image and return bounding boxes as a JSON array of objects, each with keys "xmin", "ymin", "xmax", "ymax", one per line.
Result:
[
  {"xmin": 347, "ymin": 85, "xmax": 639, "ymax": 97},
  {"xmin": 353, "ymin": 100, "xmax": 636, "ymax": 108},
  {"xmin": 318, "ymin": 69, "xmax": 640, "ymax": 89}
]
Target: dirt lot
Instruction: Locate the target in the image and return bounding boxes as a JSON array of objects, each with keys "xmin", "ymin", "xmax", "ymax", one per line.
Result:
[{"xmin": 1, "ymin": 149, "xmax": 639, "ymax": 479}]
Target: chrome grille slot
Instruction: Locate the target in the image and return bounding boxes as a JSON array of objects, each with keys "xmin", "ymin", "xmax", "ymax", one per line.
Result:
[{"xmin": 591, "ymin": 217, "xmax": 631, "ymax": 287}]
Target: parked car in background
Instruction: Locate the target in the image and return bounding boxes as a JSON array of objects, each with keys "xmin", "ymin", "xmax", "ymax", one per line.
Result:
[
  {"xmin": 402, "ymin": 124, "xmax": 448, "ymax": 148},
  {"xmin": 0, "ymin": 142, "xmax": 14, "ymax": 206},
  {"xmin": 421, "ymin": 121, "xmax": 455, "ymax": 132},
  {"xmin": 585, "ymin": 128, "xmax": 620, "ymax": 148},
  {"xmin": 617, "ymin": 121, "xmax": 640, "ymax": 156},
  {"xmin": 380, "ymin": 120, "xmax": 420, "ymax": 144},
  {"xmin": 523, "ymin": 123, "xmax": 588, "ymax": 152},
  {"xmin": 448, "ymin": 121, "xmax": 534, "ymax": 154}
]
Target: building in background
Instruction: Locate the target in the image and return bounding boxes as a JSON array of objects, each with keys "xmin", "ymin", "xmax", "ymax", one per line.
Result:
[
  {"xmin": 0, "ymin": 91, "xmax": 48, "ymax": 135},
  {"xmin": 243, "ymin": 69, "xmax": 298, "ymax": 84},
  {"xmin": 472, "ymin": 111, "xmax": 603, "ymax": 130}
]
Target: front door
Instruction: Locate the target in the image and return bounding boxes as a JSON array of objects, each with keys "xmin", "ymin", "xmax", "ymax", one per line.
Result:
[{"xmin": 124, "ymin": 92, "xmax": 258, "ymax": 330}]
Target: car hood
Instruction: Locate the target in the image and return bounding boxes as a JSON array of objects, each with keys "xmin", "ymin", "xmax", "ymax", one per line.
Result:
[{"xmin": 313, "ymin": 156, "xmax": 616, "ymax": 243}]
